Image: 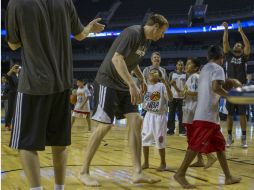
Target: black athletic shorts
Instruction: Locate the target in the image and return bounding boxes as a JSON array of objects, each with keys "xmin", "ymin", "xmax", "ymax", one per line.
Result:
[
  {"xmin": 92, "ymin": 82, "xmax": 139, "ymax": 124},
  {"xmin": 10, "ymin": 90, "xmax": 71, "ymax": 151},
  {"xmin": 226, "ymin": 101, "xmax": 247, "ymax": 115}
]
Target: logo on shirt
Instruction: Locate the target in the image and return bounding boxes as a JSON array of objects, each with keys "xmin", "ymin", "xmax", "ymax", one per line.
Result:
[
  {"xmin": 135, "ymin": 45, "xmax": 147, "ymax": 57},
  {"xmin": 231, "ymin": 57, "xmax": 242, "ymax": 65},
  {"xmin": 150, "ymin": 91, "xmax": 160, "ymax": 101}
]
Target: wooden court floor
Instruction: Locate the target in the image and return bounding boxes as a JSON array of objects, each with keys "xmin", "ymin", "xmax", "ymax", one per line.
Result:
[{"xmin": 1, "ymin": 118, "xmax": 254, "ymax": 190}]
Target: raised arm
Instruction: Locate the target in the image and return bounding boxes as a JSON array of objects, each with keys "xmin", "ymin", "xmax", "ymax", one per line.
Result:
[
  {"xmin": 238, "ymin": 21, "xmax": 251, "ymax": 56},
  {"xmin": 222, "ymin": 22, "xmax": 231, "ymax": 54}
]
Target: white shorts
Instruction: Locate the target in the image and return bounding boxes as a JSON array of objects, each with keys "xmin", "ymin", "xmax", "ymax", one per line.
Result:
[{"xmin": 142, "ymin": 112, "xmax": 167, "ymax": 149}]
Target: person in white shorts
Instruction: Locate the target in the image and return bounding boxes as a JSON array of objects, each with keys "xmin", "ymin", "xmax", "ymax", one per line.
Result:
[
  {"xmin": 182, "ymin": 58, "xmax": 217, "ymax": 169},
  {"xmin": 72, "ymin": 79, "xmax": 91, "ymax": 131},
  {"xmin": 142, "ymin": 68, "xmax": 172, "ymax": 171}
]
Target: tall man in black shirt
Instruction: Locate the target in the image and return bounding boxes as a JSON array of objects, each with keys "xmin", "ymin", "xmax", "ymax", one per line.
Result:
[
  {"xmin": 222, "ymin": 21, "xmax": 251, "ymax": 148},
  {"xmin": 79, "ymin": 14, "xmax": 169, "ymax": 187},
  {"xmin": 6, "ymin": 0, "xmax": 104, "ymax": 189}
]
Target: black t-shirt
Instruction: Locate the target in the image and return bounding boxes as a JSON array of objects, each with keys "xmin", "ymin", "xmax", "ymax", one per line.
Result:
[
  {"xmin": 6, "ymin": 0, "xmax": 84, "ymax": 95},
  {"xmin": 95, "ymin": 25, "xmax": 151, "ymax": 91},
  {"xmin": 225, "ymin": 51, "xmax": 249, "ymax": 84}
]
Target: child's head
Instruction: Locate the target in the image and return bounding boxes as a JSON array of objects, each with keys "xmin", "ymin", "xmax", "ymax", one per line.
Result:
[
  {"xmin": 185, "ymin": 58, "xmax": 200, "ymax": 74},
  {"xmin": 148, "ymin": 68, "xmax": 162, "ymax": 83},
  {"xmin": 207, "ymin": 45, "xmax": 224, "ymax": 65},
  {"xmin": 76, "ymin": 78, "xmax": 85, "ymax": 87}
]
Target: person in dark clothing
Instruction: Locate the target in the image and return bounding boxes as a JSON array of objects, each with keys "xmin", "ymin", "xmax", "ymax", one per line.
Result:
[
  {"xmin": 5, "ymin": 64, "xmax": 20, "ymax": 131},
  {"xmin": 167, "ymin": 60, "xmax": 186, "ymax": 135},
  {"xmin": 6, "ymin": 0, "xmax": 104, "ymax": 189},
  {"xmin": 222, "ymin": 21, "xmax": 251, "ymax": 148},
  {"xmin": 1, "ymin": 75, "xmax": 10, "ymax": 122}
]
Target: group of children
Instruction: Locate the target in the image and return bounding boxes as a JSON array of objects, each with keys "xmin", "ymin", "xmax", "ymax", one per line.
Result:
[
  {"xmin": 71, "ymin": 46, "xmax": 241, "ymax": 188},
  {"xmin": 141, "ymin": 57, "xmax": 217, "ymax": 172},
  {"xmin": 142, "ymin": 45, "xmax": 241, "ymax": 188}
]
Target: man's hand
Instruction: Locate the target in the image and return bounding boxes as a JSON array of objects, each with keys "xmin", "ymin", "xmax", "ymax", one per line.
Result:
[
  {"xmin": 129, "ymin": 83, "xmax": 142, "ymax": 105},
  {"xmin": 86, "ymin": 18, "xmax": 105, "ymax": 33},
  {"xmin": 10, "ymin": 64, "xmax": 19, "ymax": 72},
  {"xmin": 237, "ymin": 20, "xmax": 243, "ymax": 33},
  {"xmin": 140, "ymin": 80, "xmax": 147, "ymax": 95},
  {"xmin": 222, "ymin": 22, "xmax": 228, "ymax": 30}
]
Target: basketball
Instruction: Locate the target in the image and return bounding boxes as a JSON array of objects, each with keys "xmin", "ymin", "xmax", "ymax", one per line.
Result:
[
  {"xmin": 223, "ymin": 79, "xmax": 235, "ymax": 91},
  {"xmin": 70, "ymin": 94, "xmax": 77, "ymax": 104}
]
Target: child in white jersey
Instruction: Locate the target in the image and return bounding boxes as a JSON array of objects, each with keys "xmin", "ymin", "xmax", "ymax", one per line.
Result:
[
  {"xmin": 72, "ymin": 79, "xmax": 91, "ymax": 131},
  {"xmin": 142, "ymin": 68, "xmax": 173, "ymax": 171},
  {"xmin": 183, "ymin": 58, "xmax": 217, "ymax": 169},
  {"xmin": 174, "ymin": 45, "xmax": 241, "ymax": 188}
]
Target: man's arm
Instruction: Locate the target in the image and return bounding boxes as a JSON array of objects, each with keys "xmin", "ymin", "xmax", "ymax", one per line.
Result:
[
  {"xmin": 8, "ymin": 42, "xmax": 21, "ymax": 51},
  {"xmin": 238, "ymin": 21, "xmax": 251, "ymax": 56},
  {"xmin": 133, "ymin": 65, "xmax": 145, "ymax": 82},
  {"xmin": 7, "ymin": 64, "xmax": 18, "ymax": 76},
  {"xmin": 112, "ymin": 52, "xmax": 141, "ymax": 104},
  {"xmin": 74, "ymin": 18, "xmax": 105, "ymax": 41},
  {"xmin": 133, "ymin": 65, "xmax": 147, "ymax": 94},
  {"xmin": 222, "ymin": 22, "xmax": 231, "ymax": 54}
]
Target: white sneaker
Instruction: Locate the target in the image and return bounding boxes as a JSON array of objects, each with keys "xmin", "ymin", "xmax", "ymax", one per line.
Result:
[
  {"xmin": 241, "ymin": 135, "xmax": 248, "ymax": 148},
  {"xmin": 226, "ymin": 135, "xmax": 234, "ymax": 147}
]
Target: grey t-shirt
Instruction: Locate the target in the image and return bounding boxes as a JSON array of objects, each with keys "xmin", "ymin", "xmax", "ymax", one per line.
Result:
[
  {"xmin": 95, "ymin": 25, "xmax": 151, "ymax": 91},
  {"xmin": 6, "ymin": 0, "xmax": 84, "ymax": 95}
]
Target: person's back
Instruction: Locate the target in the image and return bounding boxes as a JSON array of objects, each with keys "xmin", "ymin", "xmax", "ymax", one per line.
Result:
[
  {"xmin": 6, "ymin": 0, "xmax": 83, "ymax": 95},
  {"xmin": 194, "ymin": 62, "xmax": 225, "ymax": 124},
  {"xmin": 6, "ymin": 0, "xmax": 105, "ymax": 189}
]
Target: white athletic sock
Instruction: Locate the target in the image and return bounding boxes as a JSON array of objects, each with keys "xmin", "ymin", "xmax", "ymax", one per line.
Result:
[
  {"xmin": 30, "ymin": 187, "xmax": 43, "ymax": 190},
  {"xmin": 54, "ymin": 184, "xmax": 64, "ymax": 190}
]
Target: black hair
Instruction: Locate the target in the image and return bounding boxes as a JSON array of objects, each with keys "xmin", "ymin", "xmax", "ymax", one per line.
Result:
[
  {"xmin": 149, "ymin": 68, "xmax": 162, "ymax": 78},
  {"xmin": 187, "ymin": 57, "xmax": 201, "ymax": 69},
  {"xmin": 207, "ymin": 45, "xmax": 224, "ymax": 60}
]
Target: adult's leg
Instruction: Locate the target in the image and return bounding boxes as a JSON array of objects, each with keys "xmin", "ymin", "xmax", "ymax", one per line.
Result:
[
  {"xmin": 79, "ymin": 122, "xmax": 111, "ymax": 186},
  {"xmin": 216, "ymin": 151, "xmax": 241, "ymax": 184},
  {"xmin": 71, "ymin": 116, "xmax": 75, "ymax": 127},
  {"xmin": 125, "ymin": 113, "xmax": 160, "ymax": 184},
  {"xmin": 174, "ymin": 149, "xmax": 198, "ymax": 188},
  {"xmin": 86, "ymin": 113, "xmax": 91, "ymax": 131},
  {"xmin": 239, "ymin": 114, "xmax": 247, "ymax": 147},
  {"xmin": 226, "ymin": 102, "xmax": 234, "ymax": 147},
  {"xmin": 167, "ymin": 100, "xmax": 176, "ymax": 134},
  {"xmin": 52, "ymin": 146, "xmax": 67, "ymax": 186},
  {"xmin": 142, "ymin": 146, "xmax": 149, "ymax": 169},
  {"xmin": 20, "ymin": 150, "xmax": 41, "ymax": 188}
]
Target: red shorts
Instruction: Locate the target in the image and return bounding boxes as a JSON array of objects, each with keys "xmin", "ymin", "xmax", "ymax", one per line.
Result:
[
  {"xmin": 188, "ymin": 120, "xmax": 226, "ymax": 154},
  {"xmin": 183, "ymin": 123, "xmax": 192, "ymax": 145}
]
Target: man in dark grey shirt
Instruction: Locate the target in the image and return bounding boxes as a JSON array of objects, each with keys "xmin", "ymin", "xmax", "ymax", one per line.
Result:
[
  {"xmin": 6, "ymin": 0, "xmax": 104, "ymax": 189},
  {"xmin": 79, "ymin": 14, "xmax": 168, "ymax": 187}
]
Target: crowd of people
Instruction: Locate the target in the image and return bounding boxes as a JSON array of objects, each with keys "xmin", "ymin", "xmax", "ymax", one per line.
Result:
[{"xmin": 2, "ymin": 0, "xmax": 253, "ymax": 189}]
